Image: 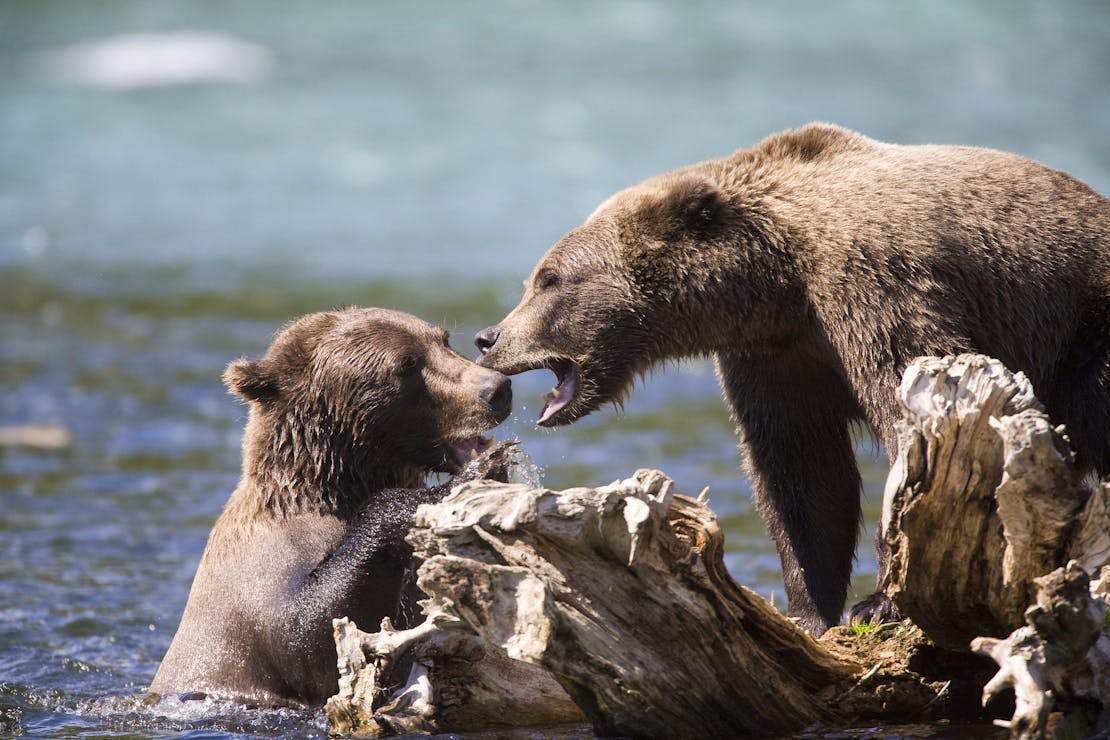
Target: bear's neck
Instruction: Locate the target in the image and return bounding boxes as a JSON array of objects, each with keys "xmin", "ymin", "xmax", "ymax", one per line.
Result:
[
  {"xmin": 238, "ymin": 412, "xmax": 425, "ymax": 519},
  {"xmin": 649, "ymin": 267, "xmax": 809, "ymax": 359},
  {"xmin": 653, "ymin": 217, "xmax": 810, "ymax": 356}
]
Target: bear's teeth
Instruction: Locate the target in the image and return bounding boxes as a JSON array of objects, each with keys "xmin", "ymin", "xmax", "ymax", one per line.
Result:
[{"xmin": 538, "ymin": 361, "xmax": 580, "ymax": 425}]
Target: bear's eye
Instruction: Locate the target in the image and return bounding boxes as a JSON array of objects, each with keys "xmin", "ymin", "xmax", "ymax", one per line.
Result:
[
  {"xmin": 538, "ymin": 271, "xmax": 559, "ymax": 290},
  {"xmin": 399, "ymin": 356, "xmax": 421, "ymax": 375}
]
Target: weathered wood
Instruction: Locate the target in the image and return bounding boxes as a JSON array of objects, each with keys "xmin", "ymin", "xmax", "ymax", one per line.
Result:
[
  {"xmin": 881, "ymin": 354, "xmax": 1090, "ymax": 650},
  {"xmin": 1070, "ymin": 482, "xmax": 1110, "ymax": 578},
  {"xmin": 325, "ymin": 469, "xmax": 961, "ymax": 737},
  {"xmin": 325, "ymin": 606, "xmax": 583, "ymax": 736},
  {"xmin": 972, "ymin": 562, "xmax": 1110, "ymax": 739},
  {"xmin": 408, "ymin": 470, "xmax": 866, "ymax": 737},
  {"xmin": 325, "ymin": 353, "xmax": 1108, "ymax": 737},
  {"xmin": 880, "ymin": 354, "xmax": 1110, "ymax": 737}
]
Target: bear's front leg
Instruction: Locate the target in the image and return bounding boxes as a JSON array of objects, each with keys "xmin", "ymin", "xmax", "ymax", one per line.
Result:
[
  {"xmin": 446, "ymin": 439, "xmax": 518, "ymax": 486},
  {"xmin": 716, "ymin": 349, "xmax": 863, "ymax": 635}
]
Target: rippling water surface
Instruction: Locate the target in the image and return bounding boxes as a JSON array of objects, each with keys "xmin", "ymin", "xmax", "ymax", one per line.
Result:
[{"xmin": 2, "ymin": 1, "xmax": 1106, "ymax": 737}]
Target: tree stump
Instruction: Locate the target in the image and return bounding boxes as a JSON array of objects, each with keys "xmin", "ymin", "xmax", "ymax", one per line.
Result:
[
  {"xmin": 407, "ymin": 471, "xmax": 863, "ymax": 737},
  {"xmin": 880, "ymin": 354, "xmax": 1091, "ymax": 650},
  {"xmin": 881, "ymin": 354, "xmax": 1109, "ymax": 737}
]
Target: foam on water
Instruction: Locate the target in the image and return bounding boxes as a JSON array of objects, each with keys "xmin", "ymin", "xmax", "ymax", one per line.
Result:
[{"xmin": 75, "ymin": 693, "xmax": 327, "ymax": 738}]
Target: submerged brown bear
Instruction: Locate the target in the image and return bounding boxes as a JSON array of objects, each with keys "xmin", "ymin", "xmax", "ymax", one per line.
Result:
[
  {"xmin": 475, "ymin": 123, "xmax": 1110, "ymax": 635},
  {"xmin": 151, "ymin": 307, "xmax": 512, "ymax": 706}
]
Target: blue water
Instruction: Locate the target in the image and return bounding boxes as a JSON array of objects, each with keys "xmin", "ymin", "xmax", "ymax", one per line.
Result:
[{"xmin": 1, "ymin": 1, "xmax": 1105, "ymax": 736}]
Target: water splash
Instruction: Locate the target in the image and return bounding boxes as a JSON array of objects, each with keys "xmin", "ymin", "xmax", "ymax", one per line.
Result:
[
  {"xmin": 503, "ymin": 444, "xmax": 545, "ymax": 488},
  {"xmin": 453, "ymin": 441, "xmax": 545, "ymax": 489}
]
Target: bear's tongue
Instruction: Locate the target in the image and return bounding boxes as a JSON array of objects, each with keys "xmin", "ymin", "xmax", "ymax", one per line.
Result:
[{"xmin": 538, "ymin": 362, "xmax": 580, "ymax": 425}]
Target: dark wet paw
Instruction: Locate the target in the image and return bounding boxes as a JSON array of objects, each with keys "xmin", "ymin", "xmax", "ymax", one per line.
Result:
[
  {"xmin": 847, "ymin": 591, "xmax": 902, "ymax": 626},
  {"xmin": 792, "ymin": 612, "xmax": 834, "ymax": 637},
  {"xmin": 450, "ymin": 440, "xmax": 518, "ymax": 485}
]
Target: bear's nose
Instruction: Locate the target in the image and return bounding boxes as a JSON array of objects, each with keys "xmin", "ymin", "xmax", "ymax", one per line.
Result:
[
  {"xmin": 480, "ymin": 372, "xmax": 512, "ymax": 420},
  {"xmin": 474, "ymin": 326, "xmax": 501, "ymax": 355}
]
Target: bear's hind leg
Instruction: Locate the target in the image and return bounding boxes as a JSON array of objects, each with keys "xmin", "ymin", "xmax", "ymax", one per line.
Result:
[
  {"xmin": 1058, "ymin": 334, "xmax": 1110, "ymax": 480},
  {"xmin": 1034, "ymin": 302, "xmax": 1110, "ymax": 480},
  {"xmin": 846, "ymin": 532, "xmax": 902, "ymax": 626},
  {"xmin": 716, "ymin": 350, "xmax": 863, "ymax": 635}
]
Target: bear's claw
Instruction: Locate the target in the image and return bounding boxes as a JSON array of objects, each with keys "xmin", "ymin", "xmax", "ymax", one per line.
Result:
[{"xmin": 847, "ymin": 591, "xmax": 903, "ymax": 627}]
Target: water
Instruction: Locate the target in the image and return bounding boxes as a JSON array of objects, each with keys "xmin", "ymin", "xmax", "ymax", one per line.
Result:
[{"xmin": 1, "ymin": 1, "xmax": 1105, "ymax": 737}]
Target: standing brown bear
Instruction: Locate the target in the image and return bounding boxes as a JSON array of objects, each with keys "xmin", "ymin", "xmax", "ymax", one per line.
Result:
[
  {"xmin": 475, "ymin": 123, "xmax": 1110, "ymax": 636},
  {"xmin": 151, "ymin": 307, "xmax": 512, "ymax": 706}
]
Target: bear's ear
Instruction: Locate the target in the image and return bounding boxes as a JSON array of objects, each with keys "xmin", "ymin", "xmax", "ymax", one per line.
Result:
[
  {"xmin": 644, "ymin": 176, "xmax": 725, "ymax": 237},
  {"xmin": 673, "ymin": 177, "xmax": 722, "ymax": 229},
  {"xmin": 224, "ymin": 358, "xmax": 280, "ymax": 402}
]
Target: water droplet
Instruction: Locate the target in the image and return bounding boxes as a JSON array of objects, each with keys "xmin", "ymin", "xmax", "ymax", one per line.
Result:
[{"xmin": 504, "ymin": 445, "xmax": 544, "ymax": 487}]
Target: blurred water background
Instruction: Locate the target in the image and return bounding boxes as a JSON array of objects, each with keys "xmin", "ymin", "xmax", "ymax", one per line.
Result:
[{"xmin": 1, "ymin": 1, "xmax": 1107, "ymax": 737}]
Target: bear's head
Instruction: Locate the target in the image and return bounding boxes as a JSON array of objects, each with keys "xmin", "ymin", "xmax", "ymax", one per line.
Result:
[
  {"xmin": 476, "ymin": 168, "xmax": 800, "ymax": 427},
  {"xmin": 227, "ymin": 307, "xmax": 512, "ymax": 502}
]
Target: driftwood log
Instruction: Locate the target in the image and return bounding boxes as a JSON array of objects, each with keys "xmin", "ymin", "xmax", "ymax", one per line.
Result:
[
  {"xmin": 326, "ymin": 355, "xmax": 1109, "ymax": 738},
  {"xmin": 326, "ymin": 472, "xmax": 951, "ymax": 737}
]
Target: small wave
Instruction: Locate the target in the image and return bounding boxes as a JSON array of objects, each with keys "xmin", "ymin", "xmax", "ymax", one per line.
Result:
[
  {"xmin": 77, "ymin": 692, "xmax": 327, "ymax": 738},
  {"xmin": 31, "ymin": 31, "xmax": 273, "ymax": 90}
]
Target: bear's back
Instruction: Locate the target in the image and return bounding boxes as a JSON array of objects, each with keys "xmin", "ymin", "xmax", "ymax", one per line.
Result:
[
  {"xmin": 733, "ymin": 124, "xmax": 1110, "ymax": 462},
  {"xmin": 752, "ymin": 124, "xmax": 1108, "ymax": 236},
  {"xmin": 741, "ymin": 123, "xmax": 1109, "ymax": 298}
]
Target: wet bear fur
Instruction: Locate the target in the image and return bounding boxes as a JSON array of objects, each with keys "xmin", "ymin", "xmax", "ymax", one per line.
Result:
[{"xmin": 151, "ymin": 307, "xmax": 511, "ymax": 706}]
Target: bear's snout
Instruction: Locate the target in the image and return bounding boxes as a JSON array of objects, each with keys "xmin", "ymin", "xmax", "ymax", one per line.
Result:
[
  {"xmin": 479, "ymin": 371, "xmax": 512, "ymax": 421},
  {"xmin": 474, "ymin": 326, "xmax": 500, "ymax": 355}
]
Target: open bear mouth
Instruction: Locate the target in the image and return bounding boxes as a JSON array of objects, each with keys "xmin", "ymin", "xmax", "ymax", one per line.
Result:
[
  {"xmin": 538, "ymin": 359, "xmax": 581, "ymax": 426},
  {"xmin": 445, "ymin": 434, "xmax": 497, "ymax": 473}
]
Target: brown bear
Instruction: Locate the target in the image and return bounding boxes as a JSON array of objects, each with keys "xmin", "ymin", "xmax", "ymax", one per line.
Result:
[
  {"xmin": 474, "ymin": 123, "xmax": 1110, "ymax": 636},
  {"xmin": 150, "ymin": 307, "xmax": 512, "ymax": 706}
]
